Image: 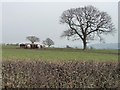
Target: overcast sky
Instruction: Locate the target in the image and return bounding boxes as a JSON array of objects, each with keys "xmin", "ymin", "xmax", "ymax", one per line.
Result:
[{"xmin": 2, "ymin": 2, "xmax": 118, "ymax": 47}]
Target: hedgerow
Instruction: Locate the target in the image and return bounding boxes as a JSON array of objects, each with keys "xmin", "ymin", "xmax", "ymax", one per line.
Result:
[{"xmin": 2, "ymin": 60, "xmax": 120, "ymax": 88}]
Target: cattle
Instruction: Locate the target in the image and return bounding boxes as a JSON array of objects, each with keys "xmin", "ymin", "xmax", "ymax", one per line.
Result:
[
  {"xmin": 30, "ymin": 44, "xmax": 38, "ymax": 49},
  {"xmin": 37, "ymin": 44, "xmax": 40, "ymax": 48},
  {"xmin": 26, "ymin": 44, "xmax": 31, "ymax": 48},
  {"xmin": 40, "ymin": 45, "xmax": 43, "ymax": 48},
  {"xmin": 20, "ymin": 44, "xmax": 26, "ymax": 48},
  {"xmin": 20, "ymin": 43, "xmax": 43, "ymax": 49},
  {"xmin": 37, "ymin": 44, "xmax": 43, "ymax": 49}
]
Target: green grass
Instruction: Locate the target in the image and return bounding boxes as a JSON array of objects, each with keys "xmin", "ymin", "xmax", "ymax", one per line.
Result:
[{"xmin": 2, "ymin": 45, "xmax": 119, "ymax": 62}]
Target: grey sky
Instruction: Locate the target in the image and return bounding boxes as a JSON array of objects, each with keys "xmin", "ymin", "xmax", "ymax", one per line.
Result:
[{"xmin": 2, "ymin": 2, "xmax": 118, "ymax": 47}]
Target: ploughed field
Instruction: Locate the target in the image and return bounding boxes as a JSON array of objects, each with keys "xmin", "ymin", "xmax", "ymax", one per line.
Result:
[{"xmin": 2, "ymin": 45, "xmax": 120, "ymax": 88}]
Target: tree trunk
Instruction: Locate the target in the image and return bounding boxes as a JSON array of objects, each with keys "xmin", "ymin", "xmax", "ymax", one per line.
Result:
[
  {"xmin": 48, "ymin": 45, "xmax": 50, "ymax": 47},
  {"xmin": 31, "ymin": 42, "xmax": 34, "ymax": 49},
  {"xmin": 83, "ymin": 40, "xmax": 87, "ymax": 50}
]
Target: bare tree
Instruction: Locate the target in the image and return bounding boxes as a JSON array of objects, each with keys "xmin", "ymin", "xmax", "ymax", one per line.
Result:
[
  {"xmin": 60, "ymin": 5, "xmax": 115, "ymax": 50},
  {"xmin": 43, "ymin": 38, "xmax": 54, "ymax": 47},
  {"xmin": 26, "ymin": 36, "xmax": 40, "ymax": 44}
]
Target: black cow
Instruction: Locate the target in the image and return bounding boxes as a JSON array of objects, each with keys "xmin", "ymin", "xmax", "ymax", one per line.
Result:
[{"xmin": 20, "ymin": 44, "xmax": 26, "ymax": 48}]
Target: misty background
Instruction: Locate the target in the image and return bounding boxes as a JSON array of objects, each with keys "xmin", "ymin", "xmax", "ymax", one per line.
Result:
[{"xmin": 2, "ymin": 2, "xmax": 118, "ymax": 49}]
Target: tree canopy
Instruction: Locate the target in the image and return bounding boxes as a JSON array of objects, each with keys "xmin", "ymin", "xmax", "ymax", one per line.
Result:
[
  {"xmin": 60, "ymin": 5, "xmax": 115, "ymax": 50},
  {"xmin": 26, "ymin": 36, "xmax": 40, "ymax": 44},
  {"xmin": 43, "ymin": 38, "xmax": 54, "ymax": 47}
]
